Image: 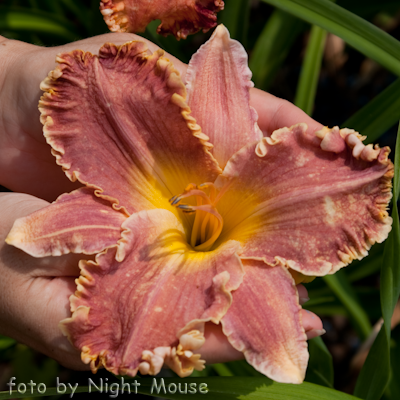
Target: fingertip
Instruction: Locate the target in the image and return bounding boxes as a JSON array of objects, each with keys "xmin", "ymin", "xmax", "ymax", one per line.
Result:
[
  {"xmin": 302, "ymin": 309, "xmax": 324, "ymax": 333},
  {"xmin": 198, "ymin": 322, "xmax": 243, "ymax": 364}
]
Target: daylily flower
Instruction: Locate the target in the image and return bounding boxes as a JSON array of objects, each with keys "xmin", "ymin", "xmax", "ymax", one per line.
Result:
[
  {"xmin": 6, "ymin": 25, "xmax": 393, "ymax": 383},
  {"xmin": 100, "ymin": 0, "xmax": 224, "ymax": 39}
]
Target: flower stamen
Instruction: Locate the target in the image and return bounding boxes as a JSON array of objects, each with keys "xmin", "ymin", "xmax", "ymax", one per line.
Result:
[{"xmin": 170, "ymin": 183, "xmax": 224, "ymax": 251}]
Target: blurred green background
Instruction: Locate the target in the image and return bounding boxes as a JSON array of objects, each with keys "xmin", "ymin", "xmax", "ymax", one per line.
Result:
[{"xmin": 1, "ymin": 1, "xmax": 400, "ymax": 399}]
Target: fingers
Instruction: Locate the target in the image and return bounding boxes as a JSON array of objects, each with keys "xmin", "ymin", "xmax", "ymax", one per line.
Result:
[
  {"xmin": 0, "ymin": 34, "xmax": 187, "ymax": 201},
  {"xmin": 303, "ymin": 310, "xmax": 326, "ymax": 339},
  {"xmin": 0, "ymin": 193, "xmax": 90, "ymax": 369},
  {"xmin": 297, "ymin": 284, "xmax": 310, "ymax": 304},
  {"xmin": 250, "ymin": 88, "xmax": 324, "ymax": 136},
  {"xmin": 55, "ymin": 33, "xmax": 187, "ymax": 76},
  {"xmin": 0, "ymin": 192, "xmax": 325, "ymax": 370},
  {"xmin": 0, "ymin": 273, "xmax": 88, "ymax": 370},
  {"xmin": 298, "ymin": 284, "xmax": 326, "ymax": 339},
  {"xmin": 0, "ymin": 193, "xmax": 86, "ymax": 276},
  {"xmin": 200, "ymin": 284, "xmax": 324, "ymax": 364},
  {"xmin": 201, "ymin": 322, "xmax": 244, "ymax": 364}
]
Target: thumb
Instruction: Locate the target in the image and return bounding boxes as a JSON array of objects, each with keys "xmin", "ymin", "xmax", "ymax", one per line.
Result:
[{"xmin": 1, "ymin": 192, "xmax": 91, "ymax": 277}]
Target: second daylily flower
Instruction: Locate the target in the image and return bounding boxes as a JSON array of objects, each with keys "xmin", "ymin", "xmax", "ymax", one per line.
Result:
[
  {"xmin": 6, "ymin": 25, "xmax": 393, "ymax": 383},
  {"xmin": 100, "ymin": 0, "xmax": 224, "ymax": 39}
]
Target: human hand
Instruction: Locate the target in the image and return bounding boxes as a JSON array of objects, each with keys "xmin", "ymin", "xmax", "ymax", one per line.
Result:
[
  {"xmin": 0, "ymin": 33, "xmax": 324, "ymax": 370},
  {"xmin": 0, "ymin": 34, "xmax": 322, "ymax": 203},
  {"xmin": 0, "ymin": 33, "xmax": 181, "ymax": 202},
  {"xmin": 0, "ymin": 193, "xmax": 323, "ymax": 370}
]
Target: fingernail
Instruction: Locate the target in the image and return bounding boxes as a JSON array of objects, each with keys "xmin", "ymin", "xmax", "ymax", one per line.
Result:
[
  {"xmin": 307, "ymin": 329, "xmax": 326, "ymax": 339},
  {"xmin": 299, "ymin": 296, "xmax": 310, "ymax": 305}
]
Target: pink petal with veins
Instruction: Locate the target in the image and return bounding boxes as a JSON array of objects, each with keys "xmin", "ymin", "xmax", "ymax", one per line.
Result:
[
  {"xmin": 215, "ymin": 124, "xmax": 393, "ymax": 276},
  {"xmin": 222, "ymin": 259, "xmax": 308, "ymax": 383},
  {"xmin": 39, "ymin": 41, "xmax": 220, "ymax": 216},
  {"xmin": 6, "ymin": 188, "xmax": 126, "ymax": 257},
  {"xmin": 100, "ymin": 0, "xmax": 224, "ymax": 39},
  {"xmin": 60, "ymin": 209, "xmax": 243, "ymax": 377},
  {"xmin": 186, "ymin": 25, "xmax": 262, "ymax": 168}
]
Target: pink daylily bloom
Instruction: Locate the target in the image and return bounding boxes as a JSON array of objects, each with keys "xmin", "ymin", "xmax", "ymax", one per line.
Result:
[
  {"xmin": 100, "ymin": 0, "xmax": 224, "ymax": 39},
  {"xmin": 6, "ymin": 25, "xmax": 393, "ymax": 383}
]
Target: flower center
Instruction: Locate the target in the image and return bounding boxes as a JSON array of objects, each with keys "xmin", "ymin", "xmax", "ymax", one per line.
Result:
[{"xmin": 170, "ymin": 182, "xmax": 227, "ymax": 251}]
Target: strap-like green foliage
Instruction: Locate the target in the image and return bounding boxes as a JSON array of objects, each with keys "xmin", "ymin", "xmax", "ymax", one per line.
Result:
[
  {"xmin": 1, "ymin": 1, "xmax": 400, "ymax": 399},
  {"xmin": 250, "ymin": 10, "xmax": 306, "ymax": 90},
  {"xmin": 294, "ymin": 24, "xmax": 327, "ymax": 115},
  {"xmin": 261, "ymin": 0, "xmax": 400, "ymax": 76},
  {"xmin": 0, "ymin": 377, "xmax": 362, "ymax": 400},
  {"xmin": 354, "ymin": 126, "xmax": 400, "ymax": 399},
  {"xmin": 343, "ymin": 78, "xmax": 400, "ymax": 144},
  {"xmin": 219, "ymin": 0, "xmax": 250, "ymax": 46},
  {"xmin": 0, "ymin": 7, "xmax": 78, "ymax": 40}
]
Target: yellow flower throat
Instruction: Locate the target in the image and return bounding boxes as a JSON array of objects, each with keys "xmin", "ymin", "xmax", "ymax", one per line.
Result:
[{"xmin": 170, "ymin": 182, "xmax": 227, "ymax": 251}]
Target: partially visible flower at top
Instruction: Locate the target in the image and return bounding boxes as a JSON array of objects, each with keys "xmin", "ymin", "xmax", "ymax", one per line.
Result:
[
  {"xmin": 100, "ymin": 0, "xmax": 224, "ymax": 39},
  {"xmin": 6, "ymin": 25, "xmax": 393, "ymax": 383}
]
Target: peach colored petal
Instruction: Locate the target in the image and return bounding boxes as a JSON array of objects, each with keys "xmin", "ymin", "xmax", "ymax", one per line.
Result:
[
  {"xmin": 222, "ymin": 259, "xmax": 308, "ymax": 384},
  {"xmin": 39, "ymin": 41, "xmax": 220, "ymax": 218},
  {"xmin": 100, "ymin": 0, "xmax": 224, "ymax": 39},
  {"xmin": 186, "ymin": 25, "xmax": 262, "ymax": 168},
  {"xmin": 60, "ymin": 209, "xmax": 243, "ymax": 377},
  {"xmin": 5, "ymin": 188, "xmax": 126, "ymax": 257},
  {"xmin": 215, "ymin": 124, "xmax": 393, "ymax": 276}
]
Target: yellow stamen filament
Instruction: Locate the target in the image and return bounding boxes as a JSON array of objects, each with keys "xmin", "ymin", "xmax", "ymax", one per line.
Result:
[
  {"xmin": 191, "ymin": 196, "xmax": 203, "ymax": 247},
  {"xmin": 200, "ymin": 213, "xmax": 210, "ymax": 243},
  {"xmin": 169, "ymin": 183, "xmax": 225, "ymax": 251}
]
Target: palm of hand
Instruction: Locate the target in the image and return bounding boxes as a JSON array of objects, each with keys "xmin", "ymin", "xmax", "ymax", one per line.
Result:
[{"xmin": 0, "ymin": 33, "xmax": 323, "ymax": 370}]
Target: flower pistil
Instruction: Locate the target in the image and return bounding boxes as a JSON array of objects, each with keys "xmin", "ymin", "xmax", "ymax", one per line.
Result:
[{"xmin": 170, "ymin": 182, "xmax": 230, "ymax": 251}]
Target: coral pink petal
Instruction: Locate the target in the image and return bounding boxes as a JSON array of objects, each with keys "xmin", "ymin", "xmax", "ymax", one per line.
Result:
[
  {"xmin": 221, "ymin": 259, "xmax": 308, "ymax": 384},
  {"xmin": 5, "ymin": 188, "xmax": 126, "ymax": 257},
  {"xmin": 216, "ymin": 124, "xmax": 393, "ymax": 276},
  {"xmin": 100, "ymin": 0, "xmax": 224, "ymax": 39},
  {"xmin": 60, "ymin": 209, "xmax": 243, "ymax": 377},
  {"xmin": 186, "ymin": 24, "xmax": 262, "ymax": 168},
  {"xmin": 39, "ymin": 41, "xmax": 220, "ymax": 216}
]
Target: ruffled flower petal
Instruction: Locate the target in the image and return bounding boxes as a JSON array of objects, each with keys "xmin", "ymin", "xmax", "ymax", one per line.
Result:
[
  {"xmin": 100, "ymin": 0, "xmax": 224, "ymax": 39},
  {"xmin": 5, "ymin": 188, "xmax": 126, "ymax": 257},
  {"xmin": 222, "ymin": 259, "xmax": 308, "ymax": 383},
  {"xmin": 39, "ymin": 41, "xmax": 220, "ymax": 217},
  {"xmin": 60, "ymin": 209, "xmax": 243, "ymax": 377},
  {"xmin": 186, "ymin": 25, "xmax": 262, "ymax": 168},
  {"xmin": 215, "ymin": 124, "xmax": 393, "ymax": 276}
]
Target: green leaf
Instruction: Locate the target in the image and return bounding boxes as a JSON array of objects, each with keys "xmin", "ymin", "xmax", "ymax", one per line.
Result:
[
  {"xmin": 222, "ymin": 360, "xmax": 264, "ymax": 377},
  {"xmin": 337, "ymin": 0, "xmax": 400, "ymax": 19},
  {"xmin": 345, "ymin": 242, "xmax": 384, "ymax": 282},
  {"xmin": 323, "ymin": 271, "xmax": 372, "ymax": 340},
  {"xmin": 261, "ymin": 0, "xmax": 400, "ymax": 76},
  {"xmin": 0, "ymin": 377, "xmax": 363, "ymax": 400},
  {"xmin": 354, "ymin": 124, "xmax": 400, "ymax": 399},
  {"xmin": 60, "ymin": 0, "xmax": 91, "ymax": 31},
  {"xmin": 354, "ymin": 327, "xmax": 391, "ymax": 400},
  {"xmin": 88, "ymin": 0, "xmax": 109, "ymax": 37},
  {"xmin": 342, "ymin": 78, "xmax": 400, "ymax": 144},
  {"xmin": 380, "ymin": 206, "xmax": 400, "ymax": 331},
  {"xmin": 249, "ymin": 9, "xmax": 306, "ymax": 90},
  {"xmin": 219, "ymin": 0, "xmax": 250, "ymax": 46},
  {"xmin": 43, "ymin": 0, "xmax": 64, "ymax": 15},
  {"xmin": 0, "ymin": 336, "xmax": 15, "ymax": 350},
  {"xmin": 394, "ymin": 124, "xmax": 400, "ymax": 200},
  {"xmin": 384, "ymin": 325, "xmax": 400, "ymax": 400},
  {"xmin": 9, "ymin": 345, "xmax": 59, "ymax": 385},
  {"xmin": 305, "ymin": 337, "xmax": 334, "ymax": 388},
  {"xmin": 0, "ymin": 7, "xmax": 78, "ymax": 41},
  {"xmin": 212, "ymin": 363, "xmax": 235, "ymax": 377},
  {"xmin": 294, "ymin": 24, "xmax": 327, "ymax": 115}
]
